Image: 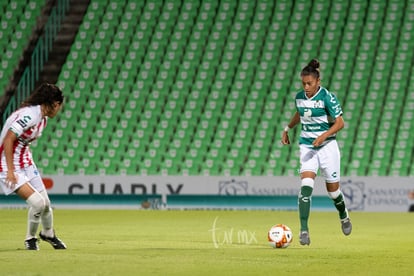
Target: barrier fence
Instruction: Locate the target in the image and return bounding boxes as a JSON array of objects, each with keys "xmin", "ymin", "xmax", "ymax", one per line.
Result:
[{"xmin": 2, "ymin": 0, "xmax": 70, "ymax": 124}]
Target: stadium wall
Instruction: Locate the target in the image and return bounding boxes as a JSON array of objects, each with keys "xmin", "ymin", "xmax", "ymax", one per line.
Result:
[{"xmin": 1, "ymin": 176, "xmax": 411, "ymax": 212}]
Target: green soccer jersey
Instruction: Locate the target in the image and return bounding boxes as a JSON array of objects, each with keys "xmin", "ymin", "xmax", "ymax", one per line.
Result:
[{"xmin": 295, "ymin": 86, "xmax": 343, "ymax": 147}]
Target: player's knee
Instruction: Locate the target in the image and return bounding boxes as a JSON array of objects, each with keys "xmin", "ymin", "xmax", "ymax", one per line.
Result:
[
  {"xmin": 26, "ymin": 192, "xmax": 46, "ymax": 215},
  {"xmin": 301, "ymin": 178, "xmax": 314, "ymax": 189},
  {"xmin": 300, "ymin": 178, "xmax": 314, "ymax": 198},
  {"xmin": 39, "ymin": 190, "xmax": 51, "ymax": 210},
  {"xmin": 328, "ymin": 189, "xmax": 341, "ymax": 199}
]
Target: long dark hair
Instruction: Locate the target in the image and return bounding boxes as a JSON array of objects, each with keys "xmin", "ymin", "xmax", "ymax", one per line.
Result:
[
  {"xmin": 21, "ymin": 83, "xmax": 64, "ymax": 108},
  {"xmin": 301, "ymin": 59, "xmax": 320, "ymax": 79}
]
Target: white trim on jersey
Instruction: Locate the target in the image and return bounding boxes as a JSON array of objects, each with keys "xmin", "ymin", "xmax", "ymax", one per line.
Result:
[{"xmin": 296, "ymin": 99, "xmax": 326, "ymax": 109}]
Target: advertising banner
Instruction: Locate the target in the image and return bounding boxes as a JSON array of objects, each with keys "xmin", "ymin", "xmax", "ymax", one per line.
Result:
[{"xmin": 34, "ymin": 175, "xmax": 414, "ymax": 212}]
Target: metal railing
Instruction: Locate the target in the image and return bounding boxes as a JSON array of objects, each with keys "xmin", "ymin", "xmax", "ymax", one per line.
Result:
[{"xmin": 2, "ymin": 0, "xmax": 70, "ymax": 124}]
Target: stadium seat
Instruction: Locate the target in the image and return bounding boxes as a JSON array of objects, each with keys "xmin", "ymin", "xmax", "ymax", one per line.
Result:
[
  {"xmin": 25, "ymin": 0, "xmax": 413, "ymax": 176},
  {"xmin": 0, "ymin": 0, "xmax": 44, "ymax": 93}
]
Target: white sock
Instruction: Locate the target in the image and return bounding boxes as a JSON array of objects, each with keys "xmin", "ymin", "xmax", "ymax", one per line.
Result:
[
  {"xmin": 328, "ymin": 189, "xmax": 341, "ymax": 199},
  {"xmin": 39, "ymin": 190, "xmax": 54, "ymax": 237},
  {"xmin": 25, "ymin": 192, "xmax": 45, "ymax": 240}
]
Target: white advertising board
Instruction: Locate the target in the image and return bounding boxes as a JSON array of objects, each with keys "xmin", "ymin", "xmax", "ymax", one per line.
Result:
[{"xmin": 37, "ymin": 175, "xmax": 414, "ymax": 212}]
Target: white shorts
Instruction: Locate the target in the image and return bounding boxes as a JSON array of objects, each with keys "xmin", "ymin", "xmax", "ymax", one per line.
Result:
[
  {"xmin": 299, "ymin": 140, "xmax": 341, "ymax": 183},
  {"xmin": 0, "ymin": 164, "xmax": 45, "ymax": 195}
]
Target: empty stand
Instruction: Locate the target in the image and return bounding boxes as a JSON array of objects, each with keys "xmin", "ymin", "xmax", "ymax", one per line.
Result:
[
  {"xmin": 0, "ymin": 0, "xmax": 45, "ymax": 93},
  {"xmin": 28, "ymin": 0, "xmax": 414, "ymax": 177}
]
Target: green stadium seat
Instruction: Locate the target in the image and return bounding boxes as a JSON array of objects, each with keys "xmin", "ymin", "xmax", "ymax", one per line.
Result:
[
  {"xmin": 0, "ymin": 1, "xmax": 44, "ymax": 92},
  {"xmin": 22, "ymin": 0, "xmax": 411, "ymax": 176}
]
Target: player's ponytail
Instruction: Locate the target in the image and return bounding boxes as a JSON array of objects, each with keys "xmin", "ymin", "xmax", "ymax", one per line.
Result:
[{"xmin": 301, "ymin": 59, "xmax": 320, "ymax": 79}]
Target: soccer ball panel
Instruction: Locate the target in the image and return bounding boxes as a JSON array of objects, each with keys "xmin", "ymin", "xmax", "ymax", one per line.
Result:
[{"xmin": 267, "ymin": 224, "xmax": 293, "ymax": 248}]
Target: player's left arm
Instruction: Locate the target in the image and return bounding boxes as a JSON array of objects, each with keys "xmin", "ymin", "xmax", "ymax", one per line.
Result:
[
  {"xmin": 313, "ymin": 115, "xmax": 344, "ymax": 147},
  {"xmin": 312, "ymin": 92, "xmax": 345, "ymax": 147}
]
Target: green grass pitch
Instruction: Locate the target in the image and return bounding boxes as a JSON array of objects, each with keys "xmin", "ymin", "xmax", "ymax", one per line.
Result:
[{"xmin": 1, "ymin": 209, "xmax": 413, "ymax": 275}]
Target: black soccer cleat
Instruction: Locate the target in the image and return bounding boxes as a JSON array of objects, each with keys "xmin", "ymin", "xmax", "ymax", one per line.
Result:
[
  {"xmin": 25, "ymin": 237, "xmax": 39, "ymax": 250},
  {"xmin": 39, "ymin": 232, "xmax": 67, "ymax": 249}
]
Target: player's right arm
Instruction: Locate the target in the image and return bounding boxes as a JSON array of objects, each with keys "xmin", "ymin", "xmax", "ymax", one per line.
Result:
[
  {"xmin": 281, "ymin": 111, "xmax": 300, "ymax": 145},
  {"xmin": 3, "ymin": 129, "xmax": 18, "ymax": 188}
]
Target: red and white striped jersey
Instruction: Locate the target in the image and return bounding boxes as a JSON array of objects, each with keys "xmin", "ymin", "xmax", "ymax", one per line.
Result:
[{"xmin": 0, "ymin": 105, "xmax": 47, "ymax": 172}]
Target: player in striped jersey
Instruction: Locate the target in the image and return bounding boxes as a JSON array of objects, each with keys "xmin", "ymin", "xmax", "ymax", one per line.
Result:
[
  {"xmin": 281, "ymin": 59, "xmax": 352, "ymax": 246},
  {"xmin": 0, "ymin": 83, "xmax": 66, "ymax": 250}
]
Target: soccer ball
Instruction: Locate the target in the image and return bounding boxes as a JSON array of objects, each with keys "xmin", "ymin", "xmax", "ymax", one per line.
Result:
[{"xmin": 267, "ymin": 224, "xmax": 293, "ymax": 248}]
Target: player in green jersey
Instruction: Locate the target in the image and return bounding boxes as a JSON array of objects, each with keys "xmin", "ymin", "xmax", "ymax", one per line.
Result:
[{"xmin": 281, "ymin": 59, "xmax": 352, "ymax": 246}]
